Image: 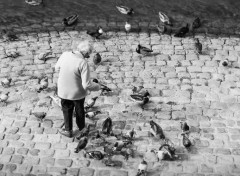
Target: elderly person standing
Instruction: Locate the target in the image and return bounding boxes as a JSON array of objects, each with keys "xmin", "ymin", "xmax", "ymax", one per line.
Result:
[{"xmin": 55, "ymin": 40, "xmax": 100, "ymax": 138}]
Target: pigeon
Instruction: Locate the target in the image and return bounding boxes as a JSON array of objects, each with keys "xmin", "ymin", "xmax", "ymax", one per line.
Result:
[
  {"xmin": 136, "ymin": 159, "xmax": 148, "ymax": 176},
  {"xmin": 156, "ymin": 24, "xmax": 166, "ymax": 34},
  {"xmin": 158, "ymin": 11, "xmax": 172, "ymax": 26},
  {"xmin": 37, "ymin": 52, "xmax": 52, "ymax": 63},
  {"xmin": 121, "ymin": 148, "xmax": 134, "ymax": 160},
  {"xmin": 83, "ymin": 150, "xmax": 105, "ymax": 160},
  {"xmin": 180, "ymin": 121, "xmax": 190, "ymax": 134},
  {"xmin": 1, "ymin": 29, "xmax": 18, "ymax": 41},
  {"xmin": 30, "ymin": 111, "xmax": 47, "ymax": 122},
  {"xmin": 149, "ymin": 120, "xmax": 165, "ymax": 139},
  {"xmin": 222, "ymin": 59, "xmax": 229, "ymax": 67},
  {"xmin": 192, "ymin": 17, "xmax": 201, "ymax": 29},
  {"xmin": 195, "ymin": 38, "xmax": 202, "ymax": 54},
  {"xmin": 86, "ymin": 111, "xmax": 101, "ymax": 119},
  {"xmin": 85, "ymin": 96, "xmax": 98, "ymax": 110},
  {"xmin": 102, "ymin": 117, "xmax": 112, "ymax": 135},
  {"xmin": 0, "ymin": 92, "xmax": 10, "ymax": 104},
  {"xmin": 125, "ymin": 22, "xmax": 131, "ymax": 33},
  {"xmin": 37, "ymin": 77, "xmax": 48, "ymax": 93},
  {"xmin": 128, "ymin": 128, "xmax": 136, "ymax": 139},
  {"xmin": 174, "ymin": 24, "xmax": 189, "ymax": 38},
  {"xmin": 130, "ymin": 90, "xmax": 150, "ymax": 106},
  {"xmin": 76, "ymin": 124, "xmax": 91, "ymax": 140},
  {"xmin": 116, "ymin": 5, "xmax": 134, "ymax": 15},
  {"xmin": 87, "ymin": 26, "xmax": 103, "ymax": 39},
  {"xmin": 113, "ymin": 140, "xmax": 132, "ymax": 151},
  {"xmin": 1, "ymin": 78, "xmax": 12, "ymax": 88},
  {"xmin": 49, "ymin": 94, "xmax": 62, "ymax": 108},
  {"xmin": 5, "ymin": 51, "xmax": 20, "ymax": 58},
  {"xmin": 74, "ymin": 136, "xmax": 88, "ymax": 153},
  {"xmin": 93, "ymin": 53, "xmax": 101, "ymax": 65},
  {"xmin": 132, "ymin": 85, "xmax": 144, "ymax": 94},
  {"xmin": 25, "ymin": 0, "xmax": 42, "ymax": 6},
  {"xmin": 181, "ymin": 133, "xmax": 192, "ymax": 150},
  {"xmin": 102, "ymin": 158, "xmax": 122, "ymax": 167},
  {"xmin": 136, "ymin": 44, "xmax": 153, "ymax": 55},
  {"xmin": 62, "ymin": 14, "xmax": 78, "ymax": 26},
  {"xmin": 151, "ymin": 149, "xmax": 165, "ymax": 161},
  {"xmin": 159, "ymin": 144, "xmax": 176, "ymax": 160}
]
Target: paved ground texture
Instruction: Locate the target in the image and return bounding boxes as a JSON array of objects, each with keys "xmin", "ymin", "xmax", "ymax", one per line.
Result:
[{"xmin": 1, "ymin": 21, "xmax": 240, "ymax": 176}]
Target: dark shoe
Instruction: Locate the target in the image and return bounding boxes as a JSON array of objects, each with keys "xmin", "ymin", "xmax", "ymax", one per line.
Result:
[{"xmin": 59, "ymin": 128, "xmax": 73, "ymax": 138}]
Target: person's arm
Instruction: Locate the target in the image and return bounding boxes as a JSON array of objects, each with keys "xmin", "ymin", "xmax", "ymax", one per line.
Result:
[{"xmin": 81, "ymin": 62, "xmax": 101, "ymax": 91}]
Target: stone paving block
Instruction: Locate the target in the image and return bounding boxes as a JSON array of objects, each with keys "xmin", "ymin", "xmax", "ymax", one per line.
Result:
[
  {"xmin": 10, "ymin": 155, "xmax": 24, "ymax": 164},
  {"xmin": 32, "ymin": 166, "xmax": 47, "ymax": 174},
  {"xmin": 4, "ymin": 163, "xmax": 17, "ymax": 172}
]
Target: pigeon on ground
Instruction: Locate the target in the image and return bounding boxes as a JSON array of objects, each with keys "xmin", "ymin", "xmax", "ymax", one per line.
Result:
[
  {"xmin": 37, "ymin": 77, "xmax": 48, "ymax": 93},
  {"xmin": 136, "ymin": 159, "xmax": 148, "ymax": 176},
  {"xmin": 74, "ymin": 136, "xmax": 88, "ymax": 153},
  {"xmin": 76, "ymin": 124, "xmax": 91, "ymax": 140},
  {"xmin": 83, "ymin": 150, "xmax": 105, "ymax": 160},
  {"xmin": 128, "ymin": 128, "xmax": 136, "ymax": 139},
  {"xmin": 181, "ymin": 133, "xmax": 192, "ymax": 150},
  {"xmin": 180, "ymin": 121, "xmax": 190, "ymax": 134},
  {"xmin": 85, "ymin": 111, "xmax": 101, "ymax": 119},
  {"xmin": 151, "ymin": 149, "xmax": 165, "ymax": 161},
  {"xmin": 174, "ymin": 24, "xmax": 189, "ymax": 38},
  {"xmin": 158, "ymin": 11, "xmax": 172, "ymax": 26},
  {"xmin": 116, "ymin": 5, "xmax": 134, "ymax": 15},
  {"xmin": 1, "ymin": 29, "xmax": 18, "ymax": 41},
  {"xmin": 5, "ymin": 51, "xmax": 20, "ymax": 58},
  {"xmin": 37, "ymin": 52, "xmax": 52, "ymax": 63},
  {"xmin": 1, "ymin": 78, "xmax": 12, "ymax": 88},
  {"xmin": 136, "ymin": 44, "xmax": 153, "ymax": 55},
  {"xmin": 132, "ymin": 85, "xmax": 144, "ymax": 94},
  {"xmin": 30, "ymin": 111, "xmax": 47, "ymax": 122},
  {"xmin": 125, "ymin": 22, "xmax": 131, "ymax": 33},
  {"xmin": 121, "ymin": 148, "xmax": 134, "ymax": 160},
  {"xmin": 102, "ymin": 117, "xmax": 113, "ymax": 135},
  {"xmin": 195, "ymin": 38, "xmax": 202, "ymax": 54},
  {"xmin": 93, "ymin": 53, "xmax": 102, "ymax": 65},
  {"xmin": 62, "ymin": 14, "xmax": 78, "ymax": 26},
  {"xmin": 130, "ymin": 90, "xmax": 150, "ymax": 108},
  {"xmin": 0, "ymin": 92, "xmax": 10, "ymax": 104},
  {"xmin": 85, "ymin": 96, "xmax": 98, "ymax": 110},
  {"xmin": 87, "ymin": 26, "xmax": 103, "ymax": 40},
  {"xmin": 149, "ymin": 120, "xmax": 165, "ymax": 139}
]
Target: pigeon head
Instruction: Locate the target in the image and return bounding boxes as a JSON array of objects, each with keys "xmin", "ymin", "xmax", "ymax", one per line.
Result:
[
  {"xmin": 143, "ymin": 91, "xmax": 150, "ymax": 97},
  {"xmin": 92, "ymin": 78, "xmax": 99, "ymax": 83},
  {"xmin": 93, "ymin": 96, "xmax": 98, "ymax": 100},
  {"xmin": 98, "ymin": 26, "xmax": 103, "ymax": 34},
  {"xmin": 222, "ymin": 60, "xmax": 228, "ymax": 67}
]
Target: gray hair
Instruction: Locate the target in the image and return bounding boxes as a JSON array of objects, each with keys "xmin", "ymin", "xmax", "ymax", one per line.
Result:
[{"xmin": 72, "ymin": 40, "xmax": 93, "ymax": 54}]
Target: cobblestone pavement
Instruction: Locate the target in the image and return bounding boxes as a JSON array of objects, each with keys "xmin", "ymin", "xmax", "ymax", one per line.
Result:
[{"xmin": 1, "ymin": 25, "xmax": 240, "ymax": 176}]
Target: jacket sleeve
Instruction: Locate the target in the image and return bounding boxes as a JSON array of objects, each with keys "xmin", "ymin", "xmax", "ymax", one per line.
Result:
[{"xmin": 81, "ymin": 62, "xmax": 101, "ymax": 91}]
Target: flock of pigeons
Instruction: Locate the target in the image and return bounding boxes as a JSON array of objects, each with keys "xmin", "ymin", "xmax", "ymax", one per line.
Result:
[{"xmin": 0, "ymin": 2, "xmax": 232, "ymax": 176}]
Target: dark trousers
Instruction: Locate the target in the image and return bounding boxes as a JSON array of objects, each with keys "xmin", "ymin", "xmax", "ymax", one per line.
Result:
[{"xmin": 61, "ymin": 98, "xmax": 85, "ymax": 131}]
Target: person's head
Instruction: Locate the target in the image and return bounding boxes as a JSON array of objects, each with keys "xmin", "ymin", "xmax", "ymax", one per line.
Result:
[{"xmin": 72, "ymin": 40, "xmax": 93, "ymax": 58}]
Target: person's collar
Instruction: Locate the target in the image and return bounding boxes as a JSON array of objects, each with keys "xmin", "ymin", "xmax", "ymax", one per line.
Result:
[{"xmin": 72, "ymin": 51, "xmax": 84, "ymax": 58}]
